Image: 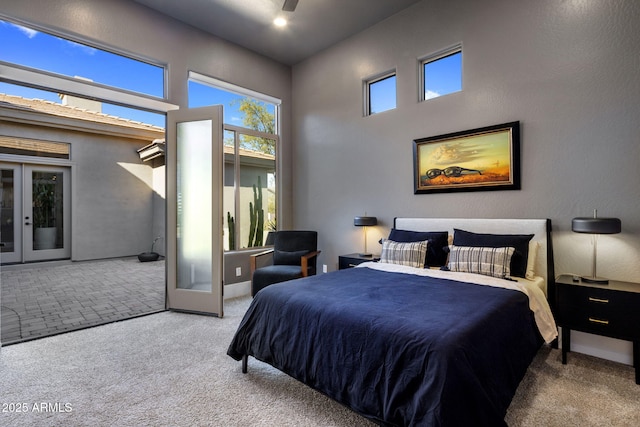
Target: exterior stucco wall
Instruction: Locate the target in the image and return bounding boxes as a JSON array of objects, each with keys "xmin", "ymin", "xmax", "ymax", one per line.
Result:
[
  {"xmin": 0, "ymin": 119, "xmax": 158, "ymax": 260},
  {"xmin": 72, "ymin": 132, "xmax": 155, "ymax": 260}
]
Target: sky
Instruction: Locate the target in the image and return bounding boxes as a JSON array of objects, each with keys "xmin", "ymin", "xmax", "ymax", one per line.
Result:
[
  {"xmin": 1, "ymin": 18, "xmax": 457, "ymax": 127},
  {"xmin": 424, "ymin": 51, "xmax": 462, "ymax": 100}
]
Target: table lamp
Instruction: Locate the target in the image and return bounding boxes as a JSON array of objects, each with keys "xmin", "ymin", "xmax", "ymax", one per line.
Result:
[
  {"xmin": 354, "ymin": 215, "xmax": 377, "ymax": 257},
  {"xmin": 571, "ymin": 210, "xmax": 621, "ymax": 284}
]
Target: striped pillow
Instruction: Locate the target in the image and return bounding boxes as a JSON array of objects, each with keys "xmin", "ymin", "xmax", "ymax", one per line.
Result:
[
  {"xmin": 380, "ymin": 240, "xmax": 429, "ymax": 268},
  {"xmin": 448, "ymin": 246, "xmax": 515, "ymax": 279}
]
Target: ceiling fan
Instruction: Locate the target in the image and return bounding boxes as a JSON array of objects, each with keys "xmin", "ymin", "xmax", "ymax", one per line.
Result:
[{"xmin": 282, "ymin": 0, "xmax": 299, "ymax": 12}]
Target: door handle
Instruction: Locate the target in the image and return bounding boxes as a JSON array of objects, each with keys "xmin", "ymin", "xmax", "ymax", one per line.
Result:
[{"xmin": 25, "ymin": 222, "xmax": 32, "ymax": 226}]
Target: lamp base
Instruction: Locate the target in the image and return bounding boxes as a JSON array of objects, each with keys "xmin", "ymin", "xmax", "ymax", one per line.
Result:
[{"xmin": 581, "ymin": 276, "xmax": 609, "ymax": 285}]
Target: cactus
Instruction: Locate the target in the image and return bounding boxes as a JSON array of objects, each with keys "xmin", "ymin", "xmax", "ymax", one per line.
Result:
[
  {"xmin": 227, "ymin": 212, "xmax": 235, "ymax": 250},
  {"xmin": 247, "ymin": 176, "xmax": 264, "ymax": 247}
]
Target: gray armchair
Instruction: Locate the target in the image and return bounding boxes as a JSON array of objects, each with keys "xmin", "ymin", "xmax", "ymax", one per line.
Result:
[{"xmin": 250, "ymin": 231, "xmax": 320, "ymax": 296}]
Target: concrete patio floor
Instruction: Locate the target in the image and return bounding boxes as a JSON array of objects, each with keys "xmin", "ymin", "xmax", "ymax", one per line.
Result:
[{"xmin": 1, "ymin": 257, "xmax": 165, "ymax": 345}]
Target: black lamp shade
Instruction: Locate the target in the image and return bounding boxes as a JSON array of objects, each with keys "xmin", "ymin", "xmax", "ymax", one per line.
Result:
[
  {"xmin": 572, "ymin": 217, "xmax": 621, "ymax": 234},
  {"xmin": 354, "ymin": 216, "xmax": 377, "ymax": 227}
]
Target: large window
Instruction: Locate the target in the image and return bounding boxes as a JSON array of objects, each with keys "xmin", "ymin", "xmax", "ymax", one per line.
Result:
[
  {"xmin": 0, "ymin": 18, "xmax": 165, "ymax": 98},
  {"xmin": 421, "ymin": 45, "xmax": 462, "ymax": 101},
  {"xmin": 189, "ymin": 73, "xmax": 279, "ymax": 251}
]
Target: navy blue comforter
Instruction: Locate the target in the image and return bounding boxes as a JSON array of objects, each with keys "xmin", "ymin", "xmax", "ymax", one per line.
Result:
[{"xmin": 228, "ymin": 267, "xmax": 542, "ymax": 426}]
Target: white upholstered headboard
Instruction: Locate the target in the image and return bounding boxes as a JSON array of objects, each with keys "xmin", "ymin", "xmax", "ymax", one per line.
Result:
[{"xmin": 394, "ymin": 218, "xmax": 554, "ymax": 298}]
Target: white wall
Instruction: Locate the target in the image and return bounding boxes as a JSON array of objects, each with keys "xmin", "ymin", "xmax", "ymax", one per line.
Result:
[{"xmin": 292, "ymin": 0, "xmax": 640, "ymax": 363}]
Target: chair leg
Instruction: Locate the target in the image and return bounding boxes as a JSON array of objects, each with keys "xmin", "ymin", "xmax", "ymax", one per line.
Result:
[{"xmin": 242, "ymin": 354, "xmax": 248, "ymax": 373}]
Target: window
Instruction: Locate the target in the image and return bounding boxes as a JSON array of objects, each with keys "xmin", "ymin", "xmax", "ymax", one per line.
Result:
[
  {"xmin": 189, "ymin": 73, "xmax": 279, "ymax": 251},
  {"xmin": 0, "ymin": 18, "xmax": 165, "ymax": 98},
  {"xmin": 421, "ymin": 46, "xmax": 462, "ymax": 101},
  {"xmin": 0, "ymin": 82, "xmax": 165, "ymax": 127},
  {"xmin": 0, "ymin": 135, "xmax": 69, "ymax": 159},
  {"xmin": 366, "ymin": 72, "xmax": 396, "ymax": 115}
]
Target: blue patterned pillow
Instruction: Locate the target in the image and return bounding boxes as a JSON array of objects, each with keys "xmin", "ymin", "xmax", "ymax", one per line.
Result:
[
  {"xmin": 387, "ymin": 229, "xmax": 449, "ymax": 267},
  {"xmin": 380, "ymin": 240, "xmax": 429, "ymax": 268},
  {"xmin": 448, "ymin": 246, "xmax": 515, "ymax": 279}
]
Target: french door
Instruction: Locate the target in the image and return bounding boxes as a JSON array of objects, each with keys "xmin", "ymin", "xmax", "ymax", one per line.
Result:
[
  {"xmin": 0, "ymin": 163, "xmax": 71, "ymax": 264},
  {"xmin": 166, "ymin": 106, "xmax": 224, "ymax": 316}
]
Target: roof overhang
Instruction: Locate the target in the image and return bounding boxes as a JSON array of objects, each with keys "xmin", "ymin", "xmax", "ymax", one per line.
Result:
[{"xmin": 137, "ymin": 139, "xmax": 165, "ymax": 162}]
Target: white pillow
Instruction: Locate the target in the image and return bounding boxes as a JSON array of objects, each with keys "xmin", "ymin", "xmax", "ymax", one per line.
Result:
[
  {"xmin": 448, "ymin": 245, "xmax": 515, "ymax": 279},
  {"xmin": 526, "ymin": 241, "xmax": 539, "ymax": 280},
  {"xmin": 380, "ymin": 240, "xmax": 429, "ymax": 269}
]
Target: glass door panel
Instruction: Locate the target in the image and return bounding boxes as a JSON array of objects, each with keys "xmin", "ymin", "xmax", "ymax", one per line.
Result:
[
  {"xmin": 167, "ymin": 106, "xmax": 223, "ymax": 316},
  {"xmin": 31, "ymin": 170, "xmax": 64, "ymax": 250},
  {"xmin": 23, "ymin": 165, "xmax": 70, "ymax": 262},
  {"xmin": 0, "ymin": 165, "xmax": 21, "ymax": 264},
  {"xmin": 177, "ymin": 120, "xmax": 212, "ymax": 292}
]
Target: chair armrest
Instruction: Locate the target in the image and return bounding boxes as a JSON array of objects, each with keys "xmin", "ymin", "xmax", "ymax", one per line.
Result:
[
  {"xmin": 250, "ymin": 249, "xmax": 274, "ymax": 275},
  {"xmin": 301, "ymin": 250, "xmax": 321, "ymax": 277}
]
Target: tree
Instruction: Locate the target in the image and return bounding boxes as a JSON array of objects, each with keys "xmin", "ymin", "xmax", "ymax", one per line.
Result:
[{"xmin": 233, "ymin": 98, "xmax": 276, "ymax": 155}]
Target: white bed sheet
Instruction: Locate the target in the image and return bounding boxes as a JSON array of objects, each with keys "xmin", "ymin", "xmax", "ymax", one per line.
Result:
[{"xmin": 358, "ymin": 261, "xmax": 558, "ymax": 344}]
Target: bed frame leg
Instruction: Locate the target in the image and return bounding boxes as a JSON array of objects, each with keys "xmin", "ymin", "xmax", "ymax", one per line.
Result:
[{"xmin": 242, "ymin": 355, "xmax": 248, "ymax": 373}]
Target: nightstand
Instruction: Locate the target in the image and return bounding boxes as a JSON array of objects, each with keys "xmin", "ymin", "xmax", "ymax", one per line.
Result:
[
  {"xmin": 338, "ymin": 253, "xmax": 379, "ymax": 270},
  {"xmin": 555, "ymin": 274, "xmax": 640, "ymax": 384}
]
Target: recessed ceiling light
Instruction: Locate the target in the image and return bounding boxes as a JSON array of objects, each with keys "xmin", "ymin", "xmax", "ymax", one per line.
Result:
[{"xmin": 274, "ymin": 17, "xmax": 287, "ymax": 27}]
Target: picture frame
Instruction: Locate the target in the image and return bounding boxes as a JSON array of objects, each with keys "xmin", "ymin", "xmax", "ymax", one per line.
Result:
[{"xmin": 413, "ymin": 121, "xmax": 520, "ymax": 194}]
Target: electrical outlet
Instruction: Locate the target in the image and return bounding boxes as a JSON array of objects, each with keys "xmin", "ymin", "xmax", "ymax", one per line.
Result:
[
  {"xmin": 235, "ymin": 267, "xmax": 242, "ymax": 277},
  {"xmin": 323, "ymin": 264, "xmax": 328, "ymax": 273}
]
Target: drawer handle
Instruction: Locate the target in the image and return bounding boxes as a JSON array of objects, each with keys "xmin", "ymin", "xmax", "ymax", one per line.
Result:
[
  {"xmin": 588, "ymin": 297, "xmax": 609, "ymax": 304},
  {"xmin": 588, "ymin": 317, "xmax": 609, "ymax": 325},
  {"xmin": 348, "ymin": 264, "xmax": 358, "ymax": 267}
]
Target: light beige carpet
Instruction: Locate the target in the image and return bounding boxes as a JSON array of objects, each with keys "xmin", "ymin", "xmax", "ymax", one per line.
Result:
[{"xmin": 1, "ymin": 296, "xmax": 638, "ymax": 426}]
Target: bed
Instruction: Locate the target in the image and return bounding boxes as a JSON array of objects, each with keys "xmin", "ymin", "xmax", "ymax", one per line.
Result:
[{"xmin": 227, "ymin": 218, "xmax": 558, "ymax": 426}]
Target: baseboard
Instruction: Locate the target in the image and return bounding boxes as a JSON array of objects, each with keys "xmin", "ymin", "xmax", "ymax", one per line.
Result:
[
  {"xmin": 560, "ymin": 327, "xmax": 634, "ymax": 365},
  {"xmin": 224, "ymin": 281, "xmax": 251, "ymax": 300}
]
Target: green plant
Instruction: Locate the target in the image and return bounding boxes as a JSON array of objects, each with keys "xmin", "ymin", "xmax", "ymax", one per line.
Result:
[
  {"xmin": 33, "ymin": 181, "xmax": 56, "ymax": 228},
  {"xmin": 247, "ymin": 176, "xmax": 264, "ymax": 247},
  {"xmin": 150, "ymin": 236, "xmax": 161, "ymax": 253},
  {"xmin": 227, "ymin": 212, "xmax": 236, "ymax": 250}
]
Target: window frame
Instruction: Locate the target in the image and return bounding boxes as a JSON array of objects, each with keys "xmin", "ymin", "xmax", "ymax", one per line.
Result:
[
  {"xmin": 0, "ymin": 62, "xmax": 176, "ymax": 114},
  {"xmin": 419, "ymin": 44, "xmax": 463, "ymax": 102},
  {"xmin": 0, "ymin": 14, "xmax": 168, "ymax": 100},
  {"xmin": 364, "ymin": 69, "xmax": 397, "ymax": 116},
  {"xmin": 188, "ymin": 72, "xmax": 281, "ymax": 252},
  {"xmin": 189, "ymin": 71, "xmax": 281, "ymax": 134}
]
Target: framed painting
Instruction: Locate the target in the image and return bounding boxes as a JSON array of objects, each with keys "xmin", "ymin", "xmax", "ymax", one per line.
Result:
[{"xmin": 413, "ymin": 121, "xmax": 520, "ymax": 194}]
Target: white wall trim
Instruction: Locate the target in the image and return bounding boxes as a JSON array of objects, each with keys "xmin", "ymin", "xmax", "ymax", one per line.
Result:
[
  {"xmin": 0, "ymin": 61, "xmax": 178, "ymax": 113},
  {"xmin": 224, "ymin": 281, "xmax": 251, "ymax": 300}
]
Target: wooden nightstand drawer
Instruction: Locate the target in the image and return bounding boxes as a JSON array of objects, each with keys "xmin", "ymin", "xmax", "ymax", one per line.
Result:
[
  {"xmin": 338, "ymin": 253, "xmax": 378, "ymax": 270},
  {"xmin": 559, "ymin": 304, "xmax": 631, "ymax": 340},
  {"xmin": 555, "ymin": 275, "xmax": 640, "ymax": 384},
  {"xmin": 557, "ymin": 283, "xmax": 640, "ymax": 341}
]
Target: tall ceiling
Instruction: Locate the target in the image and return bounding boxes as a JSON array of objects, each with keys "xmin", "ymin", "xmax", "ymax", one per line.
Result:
[{"xmin": 132, "ymin": 0, "xmax": 422, "ymax": 65}]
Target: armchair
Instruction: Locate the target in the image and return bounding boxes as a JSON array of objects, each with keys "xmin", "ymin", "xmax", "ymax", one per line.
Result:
[{"xmin": 250, "ymin": 231, "xmax": 320, "ymax": 296}]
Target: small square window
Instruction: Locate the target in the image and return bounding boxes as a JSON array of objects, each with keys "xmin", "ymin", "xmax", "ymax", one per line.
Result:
[
  {"xmin": 422, "ymin": 47, "xmax": 462, "ymax": 101},
  {"xmin": 366, "ymin": 73, "xmax": 396, "ymax": 115}
]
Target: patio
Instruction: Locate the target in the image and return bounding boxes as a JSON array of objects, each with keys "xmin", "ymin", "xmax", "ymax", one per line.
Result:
[{"xmin": 1, "ymin": 257, "xmax": 165, "ymax": 345}]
